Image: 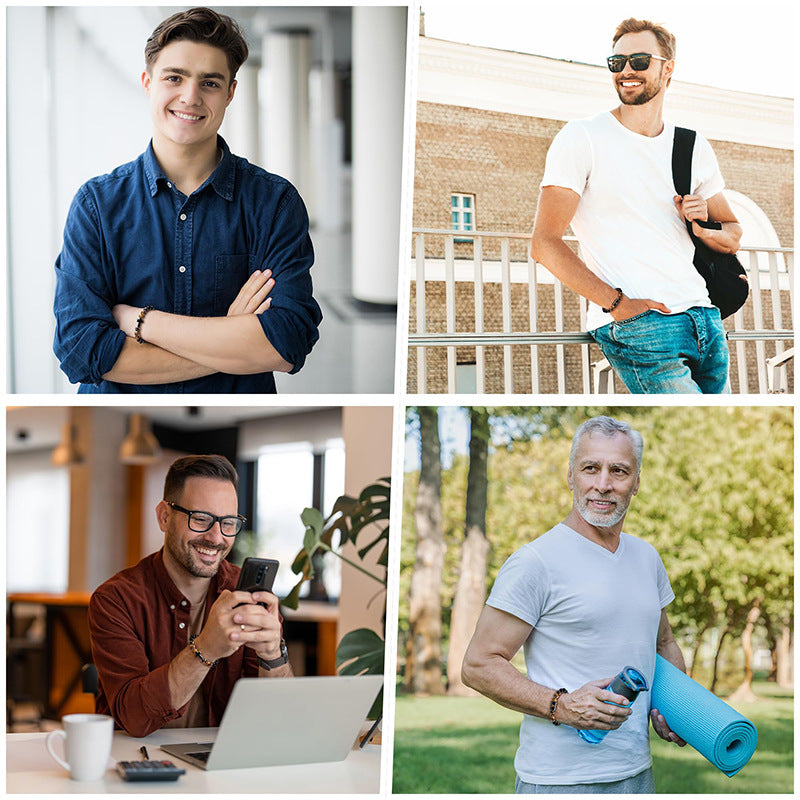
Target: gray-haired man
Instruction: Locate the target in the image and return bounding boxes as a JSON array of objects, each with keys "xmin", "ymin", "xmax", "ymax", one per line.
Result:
[{"xmin": 463, "ymin": 416, "xmax": 686, "ymax": 793}]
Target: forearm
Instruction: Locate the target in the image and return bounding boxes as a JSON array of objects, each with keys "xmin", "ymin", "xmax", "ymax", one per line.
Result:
[
  {"xmin": 657, "ymin": 636, "xmax": 687, "ymax": 673},
  {"xmin": 167, "ymin": 645, "xmax": 217, "ymax": 710},
  {"xmin": 693, "ymin": 220, "xmax": 743, "ymax": 255},
  {"xmin": 531, "ymin": 234, "xmax": 621, "ymax": 310},
  {"xmin": 141, "ymin": 311, "xmax": 293, "ymax": 374},
  {"xmin": 258, "ymin": 661, "xmax": 294, "ymax": 678},
  {"xmin": 102, "ymin": 338, "xmax": 216, "ymax": 384},
  {"xmin": 462, "ymin": 651, "xmax": 554, "ymax": 719}
]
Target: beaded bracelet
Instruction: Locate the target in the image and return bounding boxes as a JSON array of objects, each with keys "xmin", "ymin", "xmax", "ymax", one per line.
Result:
[
  {"xmin": 549, "ymin": 688, "xmax": 567, "ymax": 726},
  {"xmin": 134, "ymin": 305, "xmax": 155, "ymax": 344},
  {"xmin": 189, "ymin": 634, "xmax": 219, "ymax": 668},
  {"xmin": 601, "ymin": 288, "xmax": 623, "ymax": 314}
]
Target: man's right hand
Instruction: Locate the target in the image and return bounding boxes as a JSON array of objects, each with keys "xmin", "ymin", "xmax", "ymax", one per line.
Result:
[
  {"xmin": 555, "ymin": 678, "xmax": 634, "ymax": 730},
  {"xmin": 191, "ymin": 589, "xmax": 263, "ymax": 663},
  {"xmin": 227, "ymin": 270, "xmax": 275, "ymax": 316},
  {"xmin": 610, "ymin": 294, "xmax": 670, "ymax": 322}
]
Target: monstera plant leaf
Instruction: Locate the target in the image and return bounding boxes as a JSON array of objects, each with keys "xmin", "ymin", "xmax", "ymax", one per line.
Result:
[{"xmin": 337, "ymin": 627, "xmax": 385, "ymax": 720}]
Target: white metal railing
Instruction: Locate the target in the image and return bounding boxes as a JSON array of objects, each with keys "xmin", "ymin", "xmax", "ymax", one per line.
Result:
[{"xmin": 409, "ymin": 229, "xmax": 794, "ymax": 394}]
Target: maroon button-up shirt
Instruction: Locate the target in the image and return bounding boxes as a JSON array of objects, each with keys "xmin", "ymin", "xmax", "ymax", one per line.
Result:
[{"xmin": 88, "ymin": 549, "xmax": 260, "ymax": 737}]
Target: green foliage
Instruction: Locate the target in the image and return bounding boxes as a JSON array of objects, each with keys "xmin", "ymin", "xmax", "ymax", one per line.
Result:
[
  {"xmin": 399, "ymin": 406, "xmax": 793, "ymax": 679},
  {"xmin": 337, "ymin": 627, "xmax": 385, "ymax": 718},
  {"xmin": 285, "ymin": 477, "xmax": 390, "ymax": 609}
]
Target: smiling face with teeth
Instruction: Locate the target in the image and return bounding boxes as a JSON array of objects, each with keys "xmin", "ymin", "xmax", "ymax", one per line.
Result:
[
  {"xmin": 142, "ymin": 39, "xmax": 236, "ymax": 156},
  {"xmin": 567, "ymin": 431, "xmax": 640, "ymax": 534},
  {"xmin": 611, "ymin": 30, "xmax": 673, "ymax": 107},
  {"xmin": 159, "ymin": 476, "xmax": 238, "ymax": 580}
]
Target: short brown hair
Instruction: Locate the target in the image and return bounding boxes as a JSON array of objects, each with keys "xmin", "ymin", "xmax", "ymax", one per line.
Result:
[
  {"xmin": 613, "ymin": 18, "xmax": 676, "ymax": 61},
  {"xmin": 145, "ymin": 7, "xmax": 249, "ymax": 83},
  {"xmin": 163, "ymin": 454, "xmax": 239, "ymax": 501}
]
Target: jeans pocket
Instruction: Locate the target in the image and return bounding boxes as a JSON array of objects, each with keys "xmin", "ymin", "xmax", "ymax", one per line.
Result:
[{"xmin": 612, "ymin": 309, "xmax": 654, "ymax": 327}]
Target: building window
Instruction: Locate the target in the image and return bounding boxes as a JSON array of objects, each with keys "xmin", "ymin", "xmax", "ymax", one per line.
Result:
[{"xmin": 451, "ymin": 193, "xmax": 476, "ymax": 241}]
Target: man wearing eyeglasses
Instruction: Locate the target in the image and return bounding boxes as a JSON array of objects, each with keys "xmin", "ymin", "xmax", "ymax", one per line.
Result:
[
  {"xmin": 532, "ymin": 18, "xmax": 743, "ymax": 394},
  {"xmin": 88, "ymin": 454, "xmax": 290, "ymax": 737}
]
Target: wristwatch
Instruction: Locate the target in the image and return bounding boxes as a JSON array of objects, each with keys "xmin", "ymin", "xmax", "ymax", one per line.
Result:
[{"xmin": 258, "ymin": 639, "xmax": 289, "ymax": 671}]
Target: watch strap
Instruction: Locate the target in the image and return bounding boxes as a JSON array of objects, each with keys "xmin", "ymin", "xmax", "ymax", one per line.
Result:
[{"xmin": 258, "ymin": 639, "xmax": 288, "ymax": 670}]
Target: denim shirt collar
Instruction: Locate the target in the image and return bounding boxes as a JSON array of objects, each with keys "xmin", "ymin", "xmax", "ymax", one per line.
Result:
[{"xmin": 143, "ymin": 135, "xmax": 235, "ymax": 201}]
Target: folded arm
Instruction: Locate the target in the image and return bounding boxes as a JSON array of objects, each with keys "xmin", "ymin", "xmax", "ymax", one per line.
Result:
[
  {"xmin": 675, "ymin": 191, "xmax": 743, "ymax": 255},
  {"xmin": 532, "ymin": 186, "xmax": 670, "ymax": 321}
]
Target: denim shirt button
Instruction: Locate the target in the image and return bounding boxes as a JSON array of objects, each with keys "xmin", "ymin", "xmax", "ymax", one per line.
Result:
[
  {"xmin": 179, "ymin": 266, "xmax": 186, "ymax": 273},
  {"xmin": 179, "ymin": 213, "xmax": 187, "ymax": 221}
]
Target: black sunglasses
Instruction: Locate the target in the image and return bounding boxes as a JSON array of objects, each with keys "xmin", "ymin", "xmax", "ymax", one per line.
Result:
[{"xmin": 607, "ymin": 52, "xmax": 667, "ymax": 73}]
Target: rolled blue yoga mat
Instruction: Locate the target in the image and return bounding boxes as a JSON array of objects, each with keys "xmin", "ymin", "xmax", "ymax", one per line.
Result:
[{"xmin": 651, "ymin": 654, "xmax": 758, "ymax": 776}]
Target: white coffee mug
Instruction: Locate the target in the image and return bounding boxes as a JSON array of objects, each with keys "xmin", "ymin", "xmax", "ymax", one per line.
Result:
[{"xmin": 45, "ymin": 713, "xmax": 114, "ymax": 781}]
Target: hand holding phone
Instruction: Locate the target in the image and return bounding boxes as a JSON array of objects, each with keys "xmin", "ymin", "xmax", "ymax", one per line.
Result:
[{"xmin": 234, "ymin": 557, "xmax": 279, "ymax": 608}]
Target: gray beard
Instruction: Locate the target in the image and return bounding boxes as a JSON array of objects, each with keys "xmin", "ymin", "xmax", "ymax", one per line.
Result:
[{"xmin": 576, "ymin": 498, "xmax": 628, "ymax": 529}]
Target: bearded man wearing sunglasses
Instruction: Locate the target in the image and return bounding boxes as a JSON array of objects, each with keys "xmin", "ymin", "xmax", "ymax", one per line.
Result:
[
  {"xmin": 532, "ymin": 18, "xmax": 742, "ymax": 394},
  {"xmin": 88, "ymin": 455, "xmax": 291, "ymax": 737}
]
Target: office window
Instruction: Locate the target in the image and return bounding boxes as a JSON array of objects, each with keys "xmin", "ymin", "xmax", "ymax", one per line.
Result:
[
  {"xmin": 254, "ymin": 439, "xmax": 345, "ymax": 598},
  {"xmin": 451, "ymin": 192, "xmax": 476, "ymax": 241}
]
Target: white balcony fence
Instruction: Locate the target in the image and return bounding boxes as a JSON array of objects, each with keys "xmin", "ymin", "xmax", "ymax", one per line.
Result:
[{"xmin": 409, "ymin": 229, "xmax": 793, "ymax": 394}]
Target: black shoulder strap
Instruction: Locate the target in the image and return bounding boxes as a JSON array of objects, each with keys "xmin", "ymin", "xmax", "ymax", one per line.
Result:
[{"xmin": 671, "ymin": 126, "xmax": 696, "ymax": 198}]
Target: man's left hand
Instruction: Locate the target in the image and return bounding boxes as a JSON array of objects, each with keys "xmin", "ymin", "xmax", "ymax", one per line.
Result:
[
  {"xmin": 230, "ymin": 591, "xmax": 283, "ymax": 661},
  {"xmin": 650, "ymin": 708, "xmax": 687, "ymax": 746},
  {"xmin": 674, "ymin": 194, "xmax": 715, "ymax": 240}
]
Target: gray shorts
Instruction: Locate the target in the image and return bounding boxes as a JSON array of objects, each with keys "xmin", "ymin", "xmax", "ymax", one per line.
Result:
[{"xmin": 515, "ymin": 767, "xmax": 655, "ymax": 794}]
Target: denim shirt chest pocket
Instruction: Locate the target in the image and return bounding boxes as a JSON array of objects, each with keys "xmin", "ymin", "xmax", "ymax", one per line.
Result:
[{"xmin": 214, "ymin": 254, "xmax": 259, "ymax": 315}]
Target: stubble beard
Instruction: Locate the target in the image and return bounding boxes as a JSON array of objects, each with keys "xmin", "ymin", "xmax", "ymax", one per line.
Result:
[
  {"xmin": 165, "ymin": 524, "xmax": 227, "ymax": 579},
  {"xmin": 615, "ymin": 66, "xmax": 664, "ymax": 106},
  {"xmin": 576, "ymin": 494, "xmax": 631, "ymax": 529}
]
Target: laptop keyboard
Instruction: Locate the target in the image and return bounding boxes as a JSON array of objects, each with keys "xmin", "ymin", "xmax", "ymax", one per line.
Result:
[{"xmin": 186, "ymin": 751, "xmax": 210, "ymax": 762}]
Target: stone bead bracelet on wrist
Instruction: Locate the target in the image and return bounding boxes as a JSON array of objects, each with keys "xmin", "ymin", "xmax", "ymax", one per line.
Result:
[
  {"xmin": 549, "ymin": 687, "xmax": 567, "ymax": 726},
  {"xmin": 189, "ymin": 634, "xmax": 219, "ymax": 668},
  {"xmin": 134, "ymin": 305, "xmax": 154, "ymax": 343}
]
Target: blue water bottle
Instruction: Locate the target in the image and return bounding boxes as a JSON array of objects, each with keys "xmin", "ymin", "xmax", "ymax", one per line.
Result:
[{"xmin": 578, "ymin": 666, "xmax": 648, "ymax": 744}]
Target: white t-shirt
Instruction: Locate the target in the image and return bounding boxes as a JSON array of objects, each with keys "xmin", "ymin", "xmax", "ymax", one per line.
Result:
[
  {"xmin": 487, "ymin": 523, "xmax": 674, "ymax": 785},
  {"xmin": 541, "ymin": 111, "xmax": 725, "ymax": 331}
]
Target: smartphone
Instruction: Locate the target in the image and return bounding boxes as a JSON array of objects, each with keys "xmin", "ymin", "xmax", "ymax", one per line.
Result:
[{"xmin": 234, "ymin": 557, "xmax": 279, "ymax": 607}]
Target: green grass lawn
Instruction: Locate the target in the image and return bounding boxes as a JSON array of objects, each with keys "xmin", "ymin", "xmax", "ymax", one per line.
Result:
[{"xmin": 392, "ymin": 681, "xmax": 793, "ymax": 794}]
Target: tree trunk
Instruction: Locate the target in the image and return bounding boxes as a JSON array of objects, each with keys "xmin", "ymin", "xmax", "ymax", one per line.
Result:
[
  {"xmin": 776, "ymin": 624, "xmax": 794, "ymax": 688},
  {"xmin": 729, "ymin": 602, "xmax": 761, "ymax": 703},
  {"xmin": 447, "ymin": 408, "xmax": 490, "ymax": 696},
  {"xmin": 406, "ymin": 407, "xmax": 446, "ymax": 695},
  {"xmin": 688, "ymin": 618, "xmax": 714, "ymax": 680},
  {"xmin": 710, "ymin": 624, "xmax": 732, "ymax": 694}
]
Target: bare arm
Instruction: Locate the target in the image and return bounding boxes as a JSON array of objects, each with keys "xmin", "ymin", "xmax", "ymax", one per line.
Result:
[
  {"xmin": 531, "ymin": 186, "xmax": 670, "ymax": 321},
  {"xmin": 675, "ymin": 191, "xmax": 743, "ymax": 255},
  {"xmin": 650, "ymin": 608, "xmax": 687, "ymax": 746},
  {"xmin": 462, "ymin": 606, "xmax": 633, "ymax": 730},
  {"xmin": 107, "ymin": 270, "xmax": 290, "ymax": 381}
]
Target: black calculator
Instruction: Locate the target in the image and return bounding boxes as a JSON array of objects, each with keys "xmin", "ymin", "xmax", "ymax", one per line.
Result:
[{"xmin": 116, "ymin": 759, "xmax": 186, "ymax": 781}]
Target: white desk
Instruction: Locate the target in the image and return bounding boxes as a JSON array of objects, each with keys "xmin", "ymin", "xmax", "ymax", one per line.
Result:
[{"xmin": 7, "ymin": 726, "xmax": 381, "ymax": 793}]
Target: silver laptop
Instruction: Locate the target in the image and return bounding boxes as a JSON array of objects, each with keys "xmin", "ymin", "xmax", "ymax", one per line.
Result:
[{"xmin": 160, "ymin": 675, "xmax": 383, "ymax": 771}]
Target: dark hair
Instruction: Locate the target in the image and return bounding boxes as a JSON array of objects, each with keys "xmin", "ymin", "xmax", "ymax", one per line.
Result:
[
  {"xmin": 163, "ymin": 454, "xmax": 239, "ymax": 500},
  {"xmin": 613, "ymin": 17, "xmax": 676, "ymax": 61},
  {"xmin": 145, "ymin": 7, "xmax": 249, "ymax": 83}
]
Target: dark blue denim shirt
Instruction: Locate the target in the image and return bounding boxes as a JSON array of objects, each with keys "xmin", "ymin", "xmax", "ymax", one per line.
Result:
[{"xmin": 53, "ymin": 136, "xmax": 321, "ymax": 393}]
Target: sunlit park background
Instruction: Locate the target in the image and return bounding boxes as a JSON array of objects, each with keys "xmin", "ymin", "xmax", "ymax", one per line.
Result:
[{"xmin": 395, "ymin": 406, "xmax": 793, "ymax": 794}]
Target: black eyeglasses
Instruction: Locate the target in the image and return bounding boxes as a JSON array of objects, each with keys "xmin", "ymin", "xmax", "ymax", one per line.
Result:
[
  {"xmin": 167, "ymin": 501, "xmax": 246, "ymax": 537},
  {"xmin": 607, "ymin": 53, "xmax": 667, "ymax": 73}
]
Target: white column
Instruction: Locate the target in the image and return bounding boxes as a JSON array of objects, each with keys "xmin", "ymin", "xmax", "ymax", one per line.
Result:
[
  {"xmin": 221, "ymin": 63, "xmax": 260, "ymax": 165},
  {"xmin": 351, "ymin": 7, "xmax": 406, "ymax": 304},
  {"xmin": 260, "ymin": 29, "xmax": 312, "ymax": 218}
]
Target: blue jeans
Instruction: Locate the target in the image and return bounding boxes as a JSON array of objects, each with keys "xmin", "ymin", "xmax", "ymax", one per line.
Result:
[
  {"xmin": 515, "ymin": 767, "xmax": 655, "ymax": 794},
  {"xmin": 590, "ymin": 307, "xmax": 730, "ymax": 394}
]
